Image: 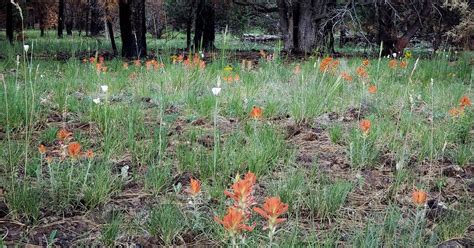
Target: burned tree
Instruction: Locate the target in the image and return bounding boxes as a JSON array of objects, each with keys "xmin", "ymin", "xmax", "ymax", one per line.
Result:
[
  {"xmin": 119, "ymin": 0, "xmax": 147, "ymax": 58},
  {"xmin": 6, "ymin": 0, "xmax": 14, "ymax": 44},
  {"xmin": 194, "ymin": 0, "xmax": 215, "ymax": 50},
  {"xmin": 277, "ymin": 0, "xmax": 334, "ymax": 54}
]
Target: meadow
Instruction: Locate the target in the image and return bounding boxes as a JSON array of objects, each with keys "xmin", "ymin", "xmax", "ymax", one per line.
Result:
[{"xmin": 0, "ymin": 32, "xmax": 473, "ymax": 247}]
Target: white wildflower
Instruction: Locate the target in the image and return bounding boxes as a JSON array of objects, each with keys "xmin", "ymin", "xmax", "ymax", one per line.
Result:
[
  {"xmin": 212, "ymin": 87, "xmax": 221, "ymax": 96},
  {"xmin": 93, "ymin": 98, "xmax": 101, "ymax": 104},
  {"xmin": 100, "ymin": 85, "xmax": 108, "ymax": 93},
  {"xmin": 23, "ymin": 45, "xmax": 29, "ymax": 53}
]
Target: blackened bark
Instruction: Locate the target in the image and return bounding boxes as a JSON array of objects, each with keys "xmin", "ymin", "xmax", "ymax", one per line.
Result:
[
  {"xmin": 278, "ymin": 0, "xmax": 329, "ymax": 54},
  {"xmin": 119, "ymin": 0, "xmax": 147, "ymax": 58},
  {"xmin": 106, "ymin": 17, "xmax": 118, "ymax": 56},
  {"xmin": 66, "ymin": 20, "xmax": 73, "ymax": 35},
  {"xmin": 339, "ymin": 27, "xmax": 346, "ymax": 48},
  {"xmin": 194, "ymin": 0, "xmax": 215, "ymax": 50},
  {"xmin": 6, "ymin": 1, "xmax": 14, "ymax": 44},
  {"xmin": 58, "ymin": 0, "xmax": 65, "ymax": 38},
  {"xmin": 90, "ymin": 0, "xmax": 103, "ymax": 36},
  {"xmin": 186, "ymin": 18, "xmax": 192, "ymax": 49},
  {"xmin": 395, "ymin": 0, "xmax": 433, "ymax": 54}
]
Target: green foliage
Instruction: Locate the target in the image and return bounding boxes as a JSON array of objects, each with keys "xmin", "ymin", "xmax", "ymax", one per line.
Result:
[
  {"xmin": 147, "ymin": 203, "xmax": 186, "ymax": 246},
  {"xmin": 306, "ymin": 181, "xmax": 352, "ymax": 219}
]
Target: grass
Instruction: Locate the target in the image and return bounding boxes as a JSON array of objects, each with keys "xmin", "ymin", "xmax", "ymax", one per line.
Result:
[{"xmin": 0, "ymin": 31, "xmax": 473, "ymax": 246}]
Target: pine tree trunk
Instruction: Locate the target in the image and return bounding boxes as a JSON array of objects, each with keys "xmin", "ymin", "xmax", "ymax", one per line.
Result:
[
  {"xmin": 107, "ymin": 20, "xmax": 117, "ymax": 56},
  {"xmin": 90, "ymin": 0, "xmax": 103, "ymax": 36},
  {"xmin": 58, "ymin": 0, "xmax": 65, "ymax": 38},
  {"xmin": 66, "ymin": 21, "xmax": 73, "ymax": 36},
  {"xmin": 193, "ymin": 0, "xmax": 215, "ymax": 50},
  {"xmin": 278, "ymin": 0, "xmax": 329, "ymax": 54},
  {"xmin": 119, "ymin": 0, "xmax": 147, "ymax": 58},
  {"xmin": 6, "ymin": 0, "xmax": 14, "ymax": 44}
]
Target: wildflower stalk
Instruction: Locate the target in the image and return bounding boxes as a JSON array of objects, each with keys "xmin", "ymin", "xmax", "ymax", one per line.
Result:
[
  {"xmin": 82, "ymin": 159, "xmax": 92, "ymax": 191},
  {"xmin": 2, "ymin": 75, "xmax": 14, "ymax": 182},
  {"xmin": 213, "ymin": 95, "xmax": 219, "ymax": 177}
]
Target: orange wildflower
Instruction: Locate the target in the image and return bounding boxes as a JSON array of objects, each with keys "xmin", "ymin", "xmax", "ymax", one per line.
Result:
[
  {"xmin": 95, "ymin": 63, "xmax": 102, "ymax": 72},
  {"xmin": 199, "ymin": 60, "xmax": 206, "ymax": 70},
  {"xmin": 388, "ymin": 59, "xmax": 397, "ymax": 69},
  {"xmin": 234, "ymin": 74, "xmax": 240, "ymax": 81},
  {"xmin": 214, "ymin": 207, "xmax": 255, "ymax": 235},
  {"xmin": 250, "ymin": 106, "xmax": 263, "ymax": 119},
  {"xmin": 359, "ymin": 119, "xmax": 371, "ymax": 134},
  {"xmin": 224, "ymin": 173, "xmax": 256, "ymax": 210},
  {"xmin": 188, "ymin": 178, "xmax": 201, "ymax": 196},
  {"xmin": 89, "ymin": 57, "xmax": 96, "ymax": 64},
  {"xmin": 362, "ymin": 59, "xmax": 369, "ymax": 67},
  {"xmin": 253, "ymin": 197, "xmax": 288, "ymax": 229},
  {"xmin": 243, "ymin": 171, "xmax": 256, "ymax": 185},
  {"xmin": 57, "ymin": 128, "xmax": 72, "ymax": 141},
  {"xmin": 449, "ymin": 107, "xmax": 464, "ymax": 117},
  {"xmin": 123, "ymin": 62, "xmax": 129, "ymax": 69},
  {"xmin": 319, "ymin": 57, "xmax": 339, "ymax": 73},
  {"xmin": 368, "ymin": 85, "xmax": 377, "ymax": 94},
  {"xmin": 38, "ymin": 144, "xmax": 47, "ymax": 154},
  {"xmin": 177, "ymin": 54, "xmax": 184, "ymax": 63},
  {"xmin": 400, "ymin": 60, "xmax": 408, "ymax": 68},
  {"xmin": 294, "ymin": 64, "xmax": 301, "ymax": 75},
  {"xmin": 259, "ymin": 50, "xmax": 267, "ymax": 58},
  {"xmin": 412, "ymin": 189, "xmax": 427, "ymax": 206},
  {"xmin": 460, "ymin": 95, "xmax": 471, "ymax": 108},
  {"xmin": 356, "ymin": 66, "xmax": 368, "ymax": 78},
  {"xmin": 45, "ymin": 156, "xmax": 53, "ymax": 164},
  {"xmin": 98, "ymin": 56, "xmax": 105, "ymax": 64},
  {"xmin": 82, "ymin": 58, "xmax": 87, "ymax": 64},
  {"xmin": 341, "ymin": 72, "xmax": 353, "ymax": 81},
  {"xmin": 85, "ymin": 149, "xmax": 94, "ymax": 159},
  {"xmin": 67, "ymin": 142, "xmax": 81, "ymax": 158},
  {"xmin": 133, "ymin": 60, "xmax": 141, "ymax": 66}
]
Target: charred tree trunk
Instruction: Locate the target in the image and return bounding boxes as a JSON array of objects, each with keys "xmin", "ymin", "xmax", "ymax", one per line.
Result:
[
  {"xmin": 58, "ymin": 0, "xmax": 65, "ymax": 38},
  {"xmin": 66, "ymin": 20, "xmax": 73, "ymax": 35},
  {"xmin": 6, "ymin": 0, "xmax": 14, "ymax": 44},
  {"xmin": 395, "ymin": 0, "xmax": 433, "ymax": 54},
  {"xmin": 107, "ymin": 20, "xmax": 117, "ymax": 56},
  {"xmin": 119, "ymin": 0, "xmax": 147, "ymax": 58},
  {"xmin": 90, "ymin": 0, "xmax": 103, "ymax": 36},
  {"xmin": 105, "ymin": 5, "xmax": 117, "ymax": 56},
  {"xmin": 278, "ymin": 0, "xmax": 330, "ymax": 54},
  {"xmin": 339, "ymin": 27, "xmax": 346, "ymax": 48},
  {"xmin": 186, "ymin": 18, "xmax": 192, "ymax": 49},
  {"xmin": 193, "ymin": 0, "xmax": 215, "ymax": 50},
  {"xmin": 378, "ymin": 0, "xmax": 432, "ymax": 56}
]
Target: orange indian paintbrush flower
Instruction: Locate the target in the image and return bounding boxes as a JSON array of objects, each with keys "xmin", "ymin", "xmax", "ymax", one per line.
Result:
[
  {"xmin": 214, "ymin": 207, "xmax": 255, "ymax": 234},
  {"xmin": 388, "ymin": 59, "xmax": 397, "ymax": 69},
  {"xmin": 341, "ymin": 72, "xmax": 353, "ymax": 81},
  {"xmin": 38, "ymin": 144, "xmax": 47, "ymax": 154},
  {"xmin": 362, "ymin": 59, "xmax": 369, "ymax": 67},
  {"xmin": 359, "ymin": 119, "xmax": 371, "ymax": 134},
  {"xmin": 250, "ymin": 106, "xmax": 263, "ymax": 119},
  {"xmin": 253, "ymin": 197, "xmax": 288, "ymax": 229},
  {"xmin": 460, "ymin": 95, "xmax": 471, "ymax": 108},
  {"xmin": 368, "ymin": 85, "xmax": 377, "ymax": 94},
  {"xmin": 400, "ymin": 60, "xmax": 408, "ymax": 68},
  {"xmin": 85, "ymin": 149, "xmax": 94, "ymax": 159},
  {"xmin": 188, "ymin": 178, "xmax": 201, "ymax": 196},
  {"xmin": 356, "ymin": 66, "xmax": 368, "ymax": 78},
  {"xmin": 57, "ymin": 128, "xmax": 72, "ymax": 141},
  {"xmin": 224, "ymin": 172, "xmax": 256, "ymax": 210},
  {"xmin": 412, "ymin": 189, "xmax": 427, "ymax": 206},
  {"xmin": 68, "ymin": 142, "xmax": 81, "ymax": 158}
]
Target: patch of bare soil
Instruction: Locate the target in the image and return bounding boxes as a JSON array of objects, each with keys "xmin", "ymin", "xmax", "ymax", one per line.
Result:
[{"xmin": 277, "ymin": 107, "xmax": 473, "ymax": 245}]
